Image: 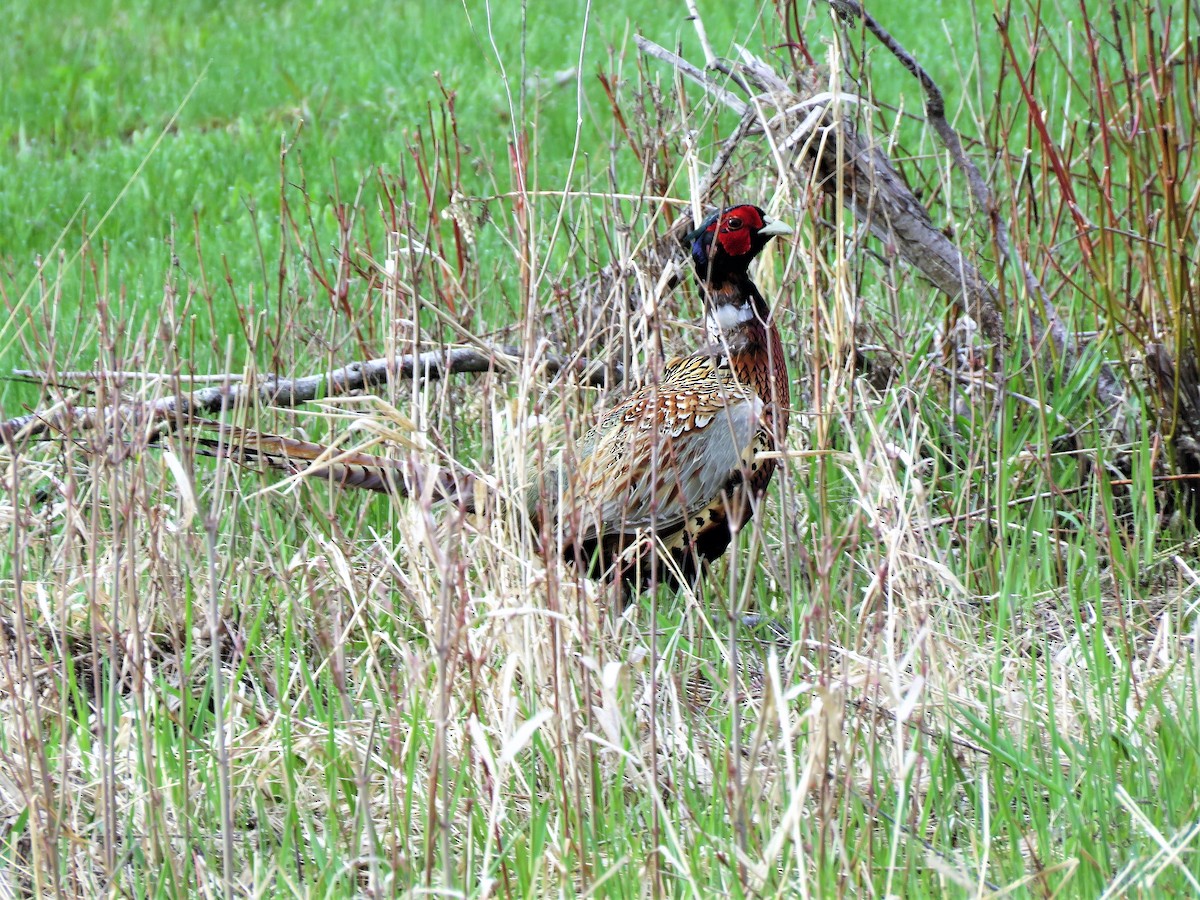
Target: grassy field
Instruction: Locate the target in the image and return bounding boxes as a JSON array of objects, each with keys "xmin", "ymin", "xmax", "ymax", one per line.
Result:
[{"xmin": 3, "ymin": 0, "xmax": 1199, "ymax": 896}]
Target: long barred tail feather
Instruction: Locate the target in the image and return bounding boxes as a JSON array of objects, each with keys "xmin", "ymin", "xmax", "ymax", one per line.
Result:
[{"xmin": 186, "ymin": 426, "xmax": 478, "ymax": 510}]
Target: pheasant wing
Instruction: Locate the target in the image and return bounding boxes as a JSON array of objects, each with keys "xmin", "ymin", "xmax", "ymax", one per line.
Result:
[{"xmin": 568, "ymin": 384, "xmax": 764, "ymax": 540}]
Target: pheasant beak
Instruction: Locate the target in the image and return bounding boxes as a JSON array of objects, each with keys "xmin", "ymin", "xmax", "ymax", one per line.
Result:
[{"xmin": 757, "ymin": 216, "xmax": 794, "ymax": 238}]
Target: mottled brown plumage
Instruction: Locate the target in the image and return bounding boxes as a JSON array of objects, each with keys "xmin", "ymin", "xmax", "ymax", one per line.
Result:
[{"xmin": 530, "ymin": 204, "xmax": 792, "ymax": 589}]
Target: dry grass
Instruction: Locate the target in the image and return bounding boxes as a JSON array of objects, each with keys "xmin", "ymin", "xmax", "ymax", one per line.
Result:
[{"xmin": 3, "ymin": 1, "xmax": 1200, "ymax": 896}]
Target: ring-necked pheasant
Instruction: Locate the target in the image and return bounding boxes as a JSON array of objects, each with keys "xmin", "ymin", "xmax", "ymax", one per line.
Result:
[
  {"xmin": 530, "ymin": 204, "xmax": 793, "ymax": 589},
  {"xmin": 193, "ymin": 203, "xmax": 793, "ymax": 592}
]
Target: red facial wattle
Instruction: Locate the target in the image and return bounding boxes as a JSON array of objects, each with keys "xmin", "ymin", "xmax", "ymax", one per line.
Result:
[{"xmin": 715, "ymin": 225, "xmax": 752, "ymax": 257}]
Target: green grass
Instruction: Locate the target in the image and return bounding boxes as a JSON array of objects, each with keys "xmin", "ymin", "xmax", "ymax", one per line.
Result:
[
  {"xmin": 4, "ymin": 0, "xmax": 1200, "ymax": 896},
  {"xmin": 0, "ymin": 0, "xmax": 992, "ymax": 380}
]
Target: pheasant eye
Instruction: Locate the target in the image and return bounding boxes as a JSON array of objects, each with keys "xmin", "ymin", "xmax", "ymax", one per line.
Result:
[{"xmin": 724, "ymin": 216, "xmax": 743, "ymax": 230}]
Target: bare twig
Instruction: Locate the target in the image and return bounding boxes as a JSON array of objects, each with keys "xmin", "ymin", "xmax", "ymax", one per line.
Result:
[
  {"xmin": 827, "ymin": 3, "xmax": 1083, "ymax": 362},
  {"xmin": 633, "ymin": 36, "xmax": 747, "ymax": 116}
]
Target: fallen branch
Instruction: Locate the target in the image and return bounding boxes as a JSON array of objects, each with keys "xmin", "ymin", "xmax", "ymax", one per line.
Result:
[
  {"xmin": 0, "ymin": 344, "xmax": 623, "ymax": 446},
  {"xmin": 826, "ymin": 0, "xmax": 1123, "ymax": 413}
]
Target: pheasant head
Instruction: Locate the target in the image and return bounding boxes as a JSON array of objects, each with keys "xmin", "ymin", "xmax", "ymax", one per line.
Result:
[{"xmin": 683, "ymin": 204, "xmax": 792, "ymax": 286}]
